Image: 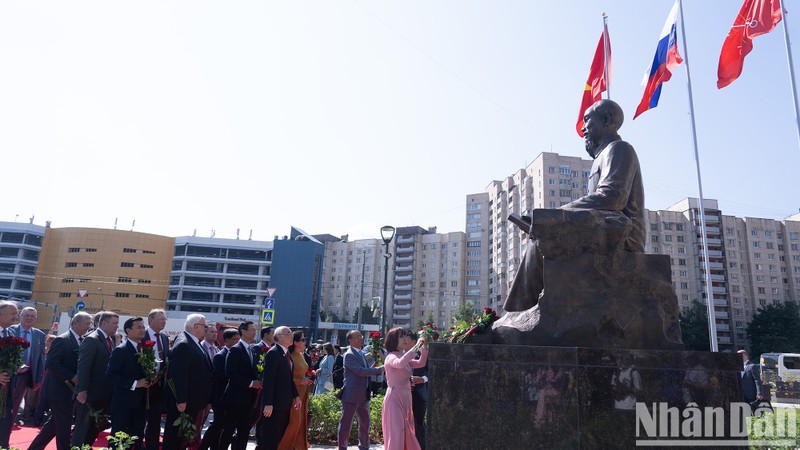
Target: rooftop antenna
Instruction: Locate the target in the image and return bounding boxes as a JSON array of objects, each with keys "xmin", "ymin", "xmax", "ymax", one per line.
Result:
[
  {"xmin": 114, "ymin": 218, "xmax": 118, "ymax": 230},
  {"xmin": 131, "ymin": 219, "xmax": 136, "ymax": 231},
  {"xmin": 192, "ymin": 229, "xmax": 197, "ymax": 237},
  {"xmin": 211, "ymin": 229, "xmax": 215, "ymax": 238},
  {"xmin": 248, "ymin": 229, "xmax": 253, "ymax": 240},
  {"xmin": 236, "ymin": 228, "xmax": 240, "ymax": 240},
  {"xmin": 29, "ymin": 215, "xmax": 34, "ymax": 224},
  {"xmin": 14, "ymin": 214, "xmax": 18, "ymax": 222}
]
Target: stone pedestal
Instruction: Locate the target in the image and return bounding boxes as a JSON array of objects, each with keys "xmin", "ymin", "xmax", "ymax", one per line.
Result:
[{"xmin": 427, "ymin": 343, "xmax": 744, "ymax": 449}]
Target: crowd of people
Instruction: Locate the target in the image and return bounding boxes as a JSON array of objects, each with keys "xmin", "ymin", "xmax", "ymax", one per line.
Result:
[{"xmin": 0, "ymin": 300, "xmax": 431, "ymax": 450}]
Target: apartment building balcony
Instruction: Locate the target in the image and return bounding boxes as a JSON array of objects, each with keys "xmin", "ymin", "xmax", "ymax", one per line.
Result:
[
  {"xmin": 395, "ymin": 283, "xmax": 412, "ymax": 291},
  {"xmin": 710, "ymin": 274, "xmax": 725, "ymax": 282},
  {"xmin": 708, "ymin": 262, "xmax": 724, "ymax": 269},
  {"xmin": 714, "ymin": 311, "xmax": 729, "ymax": 319},
  {"xmin": 396, "ymin": 236, "xmax": 415, "ymax": 245},
  {"xmin": 395, "ymin": 264, "xmax": 413, "ymax": 272},
  {"xmin": 716, "ymin": 324, "xmax": 731, "ymax": 331},
  {"xmin": 394, "ymin": 256, "xmax": 414, "ymax": 271},
  {"xmin": 396, "ymin": 245, "xmax": 414, "ymax": 253},
  {"xmin": 717, "ymin": 336, "xmax": 732, "ymax": 344},
  {"xmin": 394, "ymin": 274, "xmax": 413, "ymax": 282},
  {"xmin": 393, "ymin": 293, "xmax": 412, "ymax": 301},
  {"xmin": 714, "ymin": 299, "xmax": 728, "ymax": 306},
  {"xmin": 393, "ymin": 314, "xmax": 411, "ymax": 320},
  {"xmin": 706, "ymin": 238, "xmax": 722, "ymax": 245},
  {"xmin": 706, "ymin": 250, "xmax": 723, "ymax": 257},
  {"xmin": 393, "ymin": 303, "xmax": 412, "ymax": 310},
  {"xmin": 712, "ymin": 286, "xmax": 727, "ymax": 294}
]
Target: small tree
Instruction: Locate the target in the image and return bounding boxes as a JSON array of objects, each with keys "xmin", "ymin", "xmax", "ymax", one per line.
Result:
[
  {"xmin": 353, "ymin": 305, "xmax": 379, "ymax": 325},
  {"xmin": 679, "ymin": 300, "xmax": 711, "ymax": 351},
  {"xmin": 451, "ymin": 302, "xmax": 476, "ymax": 326},
  {"xmin": 747, "ymin": 301, "xmax": 800, "ymax": 358}
]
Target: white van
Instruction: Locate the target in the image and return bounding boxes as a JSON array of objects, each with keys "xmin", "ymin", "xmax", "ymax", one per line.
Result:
[{"xmin": 760, "ymin": 353, "xmax": 800, "ymax": 403}]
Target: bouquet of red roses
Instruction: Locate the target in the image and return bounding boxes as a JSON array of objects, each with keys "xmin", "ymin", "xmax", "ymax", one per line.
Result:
[
  {"xmin": 137, "ymin": 340, "xmax": 158, "ymax": 409},
  {"xmin": 418, "ymin": 322, "xmax": 440, "ymax": 348},
  {"xmin": 444, "ymin": 307, "xmax": 499, "ymax": 343},
  {"xmin": 0, "ymin": 336, "xmax": 30, "ymax": 417},
  {"xmin": 305, "ymin": 368, "xmax": 316, "ymax": 382},
  {"xmin": 367, "ymin": 331, "xmax": 383, "ymax": 364}
]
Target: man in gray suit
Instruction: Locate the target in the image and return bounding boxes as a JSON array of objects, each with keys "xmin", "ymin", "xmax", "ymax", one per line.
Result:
[
  {"xmin": 9, "ymin": 306, "xmax": 45, "ymax": 424},
  {"xmin": 71, "ymin": 311, "xmax": 119, "ymax": 447},
  {"xmin": 337, "ymin": 330, "xmax": 383, "ymax": 450}
]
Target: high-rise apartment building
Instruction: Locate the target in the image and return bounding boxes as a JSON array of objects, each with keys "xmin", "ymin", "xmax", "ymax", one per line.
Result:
[
  {"xmin": 0, "ymin": 222, "xmax": 44, "ymax": 303},
  {"xmin": 318, "ymin": 237, "xmax": 388, "ymax": 325},
  {"xmin": 317, "ymin": 226, "xmax": 467, "ymax": 330}
]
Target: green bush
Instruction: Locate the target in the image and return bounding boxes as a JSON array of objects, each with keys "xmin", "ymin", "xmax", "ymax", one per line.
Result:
[
  {"xmin": 308, "ymin": 391, "xmax": 384, "ymax": 445},
  {"xmin": 747, "ymin": 407, "xmax": 800, "ymax": 449}
]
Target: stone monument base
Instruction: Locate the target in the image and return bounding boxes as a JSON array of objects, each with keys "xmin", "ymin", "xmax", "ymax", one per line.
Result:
[{"xmin": 428, "ymin": 343, "xmax": 748, "ymax": 449}]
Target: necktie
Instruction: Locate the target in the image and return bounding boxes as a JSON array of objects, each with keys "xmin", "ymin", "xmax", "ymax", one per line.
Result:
[
  {"xmin": 155, "ymin": 332, "xmax": 164, "ymax": 360},
  {"xmin": 2, "ymin": 328, "xmax": 7, "ymax": 337},
  {"xmin": 207, "ymin": 343, "xmax": 216, "ymax": 360},
  {"xmin": 285, "ymin": 350, "xmax": 293, "ymax": 372},
  {"xmin": 107, "ymin": 335, "xmax": 114, "ymax": 353},
  {"xmin": 79, "ymin": 336, "xmax": 84, "ymax": 344},
  {"xmin": 22, "ymin": 329, "xmax": 30, "ymax": 364}
]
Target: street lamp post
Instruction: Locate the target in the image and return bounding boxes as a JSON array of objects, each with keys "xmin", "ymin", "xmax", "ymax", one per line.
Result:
[
  {"xmin": 380, "ymin": 225, "xmax": 395, "ymax": 336},
  {"xmin": 357, "ymin": 248, "xmax": 367, "ymax": 332}
]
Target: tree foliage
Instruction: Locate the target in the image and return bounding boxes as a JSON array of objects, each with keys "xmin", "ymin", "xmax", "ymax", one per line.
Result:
[
  {"xmin": 450, "ymin": 302, "xmax": 476, "ymax": 326},
  {"xmin": 353, "ymin": 305, "xmax": 379, "ymax": 325},
  {"xmin": 747, "ymin": 301, "xmax": 800, "ymax": 358},
  {"xmin": 679, "ymin": 300, "xmax": 711, "ymax": 351}
]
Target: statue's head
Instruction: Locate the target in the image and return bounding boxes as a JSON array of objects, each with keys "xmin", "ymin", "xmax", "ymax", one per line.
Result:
[{"xmin": 581, "ymin": 99, "xmax": 623, "ymax": 158}]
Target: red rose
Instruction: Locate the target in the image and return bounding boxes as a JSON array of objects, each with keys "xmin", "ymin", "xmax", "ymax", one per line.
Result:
[
  {"xmin": 140, "ymin": 340, "xmax": 156, "ymax": 349},
  {"xmin": 369, "ymin": 332, "xmax": 381, "ymax": 339}
]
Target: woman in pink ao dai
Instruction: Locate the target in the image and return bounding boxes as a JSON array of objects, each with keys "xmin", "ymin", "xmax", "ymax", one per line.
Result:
[{"xmin": 381, "ymin": 327, "xmax": 428, "ymax": 450}]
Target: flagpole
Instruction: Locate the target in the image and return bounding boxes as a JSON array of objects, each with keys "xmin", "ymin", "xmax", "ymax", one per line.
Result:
[
  {"xmin": 779, "ymin": 0, "xmax": 800, "ymax": 148},
  {"xmin": 602, "ymin": 13, "xmax": 610, "ymax": 99},
  {"xmin": 678, "ymin": 0, "xmax": 718, "ymax": 352}
]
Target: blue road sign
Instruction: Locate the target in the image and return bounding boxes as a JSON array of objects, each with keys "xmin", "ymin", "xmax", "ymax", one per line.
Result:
[
  {"xmin": 262, "ymin": 309, "xmax": 275, "ymax": 325},
  {"xmin": 264, "ymin": 298, "xmax": 274, "ymax": 310},
  {"xmin": 75, "ymin": 301, "xmax": 86, "ymax": 310}
]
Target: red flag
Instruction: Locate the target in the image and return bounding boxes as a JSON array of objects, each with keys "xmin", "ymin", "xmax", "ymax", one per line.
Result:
[
  {"xmin": 577, "ymin": 28, "xmax": 610, "ymax": 137},
  {"xmin": 717, "ymin": 0, "xmax": 783, "ymax": 89}
]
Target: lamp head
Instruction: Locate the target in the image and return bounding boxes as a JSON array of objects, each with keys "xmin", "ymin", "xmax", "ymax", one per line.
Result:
[{"xmin": 380, "ymin": 225, "xmax": 395, "ymax": 244}]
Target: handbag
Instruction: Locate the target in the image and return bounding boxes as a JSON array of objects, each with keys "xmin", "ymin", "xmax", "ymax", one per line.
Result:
[{"xmin": 324, "ymin": 380, "xmax": 334, "ymax": 391}]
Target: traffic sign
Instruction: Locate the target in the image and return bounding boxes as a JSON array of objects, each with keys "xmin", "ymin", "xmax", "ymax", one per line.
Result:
[
  {"xmin": 261, "ymin": 309, "xmax": 275, "ymax": 325},
  {"xmin": 75, "ymin": 301, "xmax": 86, "ymax": 310},
  {"xmin": 264, "ymin": 298, "xmax": 274, "ymax": 309},
  {"xmin": 77, "ymin": 290, "xmax": 88, "ymax": 298},
  {"xmin": 266, "ymin": 288, "xmax": 277, "ymax": 298}
]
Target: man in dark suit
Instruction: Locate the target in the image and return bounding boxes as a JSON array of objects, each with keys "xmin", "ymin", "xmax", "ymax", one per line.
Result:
[
  {"xmin": 29, "ymin": 312, "xmax": 92, "ymax": 450},
  {"xmin": 250, "ymin": 325, "xmax": 274, "ymax": 447},
  {"xmin": 738, "ymin": 349, "xmax": 763, "ymax": 405},
  {"xmin": 219, "ymin": 321, "xmax": 262, "ymax": 450},
  {"xmin": 260, "ymin": 326, "xmax": 300, "ymax": 450},
  {"xmin": 411, "ymin": 353, "xmax": 429, "ymax": 450},
  {"xmin": 143, "ymin": 308, "xmax": 170, "ymax": 450},
  {"xmin": 0, "ymin": 301, "xmax": 20, "ymax": 449},
  {"xmin": 163, "ymin": 314, "xmax": 214, "ymax": 450},
  {"xmin": 71, "ymin": 311, "xmax": 119, "ymax": 447},
  {"xmin": 10, "ymin": 306, "xmax": 46, "ymax": 425},
  {"xmin": 337, "ymin": 329, "xmax": 383, "ymax": 450},
  {"xmin": 199, "ymin": 328, "xmax": 240, "ymax": 450},
  {"xmin": 106, "ymin": 317, "xmax": 151, "ymax": 449}
]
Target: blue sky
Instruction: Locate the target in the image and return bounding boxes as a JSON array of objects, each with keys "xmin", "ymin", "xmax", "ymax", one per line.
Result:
[{"xmin": 1, "ymin": 1, "xmax": 798, "ymax": 241}]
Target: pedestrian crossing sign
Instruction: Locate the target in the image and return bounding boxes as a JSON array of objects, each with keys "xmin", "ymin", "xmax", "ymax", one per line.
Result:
[{"xmin": 261, "ymin": 309, "xmax": 275, "ymax": 325}]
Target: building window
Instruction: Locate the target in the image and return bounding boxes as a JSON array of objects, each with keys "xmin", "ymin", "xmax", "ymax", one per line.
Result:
[
  {"xmin": 123, "ymin": 248, "xmax": 137, "ymax": 253},
  {"xmin": 68, "ymin": 248, "xmax": 80, "ymax": 253},
  {"xmin": 140, "ymin": 264, "xmax": 154, "ymax": 269},
  {"xmin": 118, "ymin": 277, "xmax": 132, "ymax": 283},
  {"xmin": 121, "ymin": 262, "xmax": 134, "ymax": 267},
  {"xmin": 85, "ymin": 248, "xmax": 97, "ymax": 252},
  {"xmin": 59, "ymin": 293, "xmax": 72, "ymax": 298},
  {"xmin": 83, "ymin": 263, "xmax": 94, "ymax": 267},
  {"xmin": 115, "ymin": 293, "xmax": 130, "ymax": 298},
  {"xmin": 65, "ymin": 262, "xmax": 77, "ymax": 268}
]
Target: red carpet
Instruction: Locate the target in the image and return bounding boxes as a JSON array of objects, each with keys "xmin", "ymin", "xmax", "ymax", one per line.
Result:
[{"xmin": 10, "ymin": 424, "xmax": 110, "ymax": 449}]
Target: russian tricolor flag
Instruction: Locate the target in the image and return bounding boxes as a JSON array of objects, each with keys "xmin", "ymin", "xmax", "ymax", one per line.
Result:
[{"xmin": 634, "ymin": 0, "xmax": 684, "ymax": 119}]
